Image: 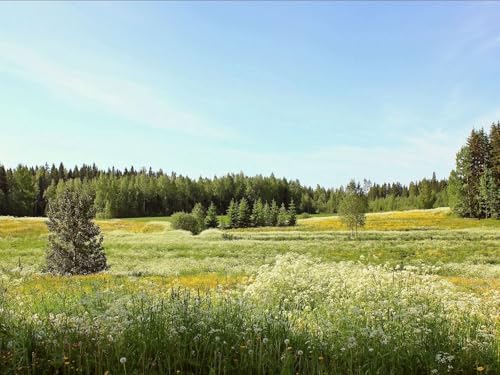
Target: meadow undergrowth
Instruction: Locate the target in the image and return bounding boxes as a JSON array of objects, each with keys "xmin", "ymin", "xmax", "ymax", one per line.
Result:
[{"xmin": 0, "ymin": 254, "xmax": 498, "ymax": 375}]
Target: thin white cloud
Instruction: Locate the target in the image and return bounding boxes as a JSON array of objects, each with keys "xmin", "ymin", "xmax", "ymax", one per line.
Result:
[{"xmin": 0, "ymin": 42, "xmax": 231, "ymax": 139}]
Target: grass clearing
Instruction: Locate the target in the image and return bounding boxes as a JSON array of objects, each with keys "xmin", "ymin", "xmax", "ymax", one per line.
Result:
[{"xmin": 0, "ymin": 208, "xmax": 499, "ymax": 374}]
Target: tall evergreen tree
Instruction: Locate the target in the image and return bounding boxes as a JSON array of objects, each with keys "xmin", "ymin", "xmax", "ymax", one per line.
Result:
[
  {"xmin": 204, "ymin": 202, "xmax": 219, "ymax": 228},
  {"xmin": 277, "ymin": 203, "xmax": 289, "ymax": 226},
  {"xmin": 226, "ymin": 199, "xmax": 239, "ymax": 228},
  {"xmin": 270, "ymin": 199, "xmax": 279, "ymax": 226},
  {"xmin": 479, "ymin": 168, "xmax": 499, "ymax": 218},
  {"xmin": 46, "ymin": 186, "xmax": 107, "ymax": 275},
  {"xmin": 251, "ymin": 198, "xmax": 265, "ymax": 227},
  {"xmin": 288, "ymin": 199, "xmax": 297, "ymax": 226},
  {"xmin": 467, "ymin": 128, "xmax": 491, "ymax": 217},
  {"xmin": 263, "ymin": 202, "xmax": 272, "ymax": 227},
  {"xmin": 237, "ymin": 197, "xmax": 251, "ymax": 228}
]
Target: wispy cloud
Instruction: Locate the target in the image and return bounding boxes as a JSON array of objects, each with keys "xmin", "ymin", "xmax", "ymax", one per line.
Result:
[{"xmin": 0, "ymin": 43, "xmax": 231, "ymax": 139}]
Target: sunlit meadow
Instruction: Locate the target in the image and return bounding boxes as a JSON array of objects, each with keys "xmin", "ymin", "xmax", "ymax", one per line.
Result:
[{"xmin": 0, "ymin": 208, "xmax": 499, "ymax": 374}]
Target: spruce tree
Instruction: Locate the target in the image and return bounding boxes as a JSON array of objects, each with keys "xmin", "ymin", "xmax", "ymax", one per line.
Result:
[
  {"xmin": 270, "ymin": 199, "xmax": 279, "ymax": 226},
  {"xmin": 46, "ymin": 187, "xmax": 107, "ymax": 275},
  {"xmin": 263, "ymin": 202, "xmax": 272, "ymax": 226},
  {"xmin": 226, "ymin": 199, "xmax": 239, "ymax": 228},
  {"xmin": 277, "ymin": 203, "xmax": 289, "ymax": 226},
  {"xmin": 479, "ymin": 168, "xmax": 499, "ymax": 218},
  {"xmin": 205, "ymin": 202, "xmax": 219, "ymax": 228},
  {"xmin": 238, "ymin": 197, "xmax": 251, "ymax": 228},
  {"xmin": 251, "ymin": 198, "xmax": 265, "ymax": 227},
  {"xmin": 288, "ymin": 199, "xmax": 297, "ymax": 226},
  {"xmin": 448, "ymin": 146, "xmax": 472, "ymax": 216},
  {"xmin": 466, "ymin": 128, "xmax": 491, "ymax": 217},
  {"xmin": 489, "ymin": 123, "xmax": 500, "ymax": 215}
]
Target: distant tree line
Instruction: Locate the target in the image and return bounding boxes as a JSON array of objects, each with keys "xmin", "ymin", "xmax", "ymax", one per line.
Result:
[
  {"xmin": 0, "ymin": 162, "xmax": 450, "ymax": 218},
  {"xmin": 448, "ymin": 123, "xmax": 500, "ymax": 218}
]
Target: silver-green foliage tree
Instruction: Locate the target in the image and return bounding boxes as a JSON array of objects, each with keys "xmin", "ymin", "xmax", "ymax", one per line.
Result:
[
  {"xmin": 46, "ymin": 187, "xmax": 107, "ymax": 275},
  {"xmin": 338, "ymin": 181, "xmax": 368, "ymax": 238}
]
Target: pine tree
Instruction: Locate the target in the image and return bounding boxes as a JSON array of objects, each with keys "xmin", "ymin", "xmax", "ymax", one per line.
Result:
[
  {"xmin": 46, "ymin": 187, "xmax": 107, "ymax": 275},
  {"xmin": 226, "ymin": 199, "xmax": 239, "ymax": 228},
  {"xmin": 288, "ymin": 199, "xmax": 297, "ymax": 226},
  {"xmin": 205, "ymin": 202, "xmax": 219, "ymax": 228},
  {"xmin": 277, "ymin": 203, "xmax": 289, "ymax": 226},
  {"xmin": 237, "ymin": 197, "xmax": 251, "ymax": 228},
  {"xmin": 191, "ymin": 202, "xmax": 206, "ymax": 233}
]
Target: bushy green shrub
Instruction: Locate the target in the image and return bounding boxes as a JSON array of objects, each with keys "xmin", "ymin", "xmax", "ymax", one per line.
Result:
[{"xmin": 170, "ymin": 212, "xmax": 200, "ymax": 235}]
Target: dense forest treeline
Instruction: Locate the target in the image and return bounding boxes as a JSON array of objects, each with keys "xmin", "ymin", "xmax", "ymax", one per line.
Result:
[{"xmin": 0, "ymin": 161, "xmax": 448, "ymax": 218}]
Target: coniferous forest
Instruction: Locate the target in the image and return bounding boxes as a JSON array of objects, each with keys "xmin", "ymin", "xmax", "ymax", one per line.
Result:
[{"xmin": 0, "ymin": 123, "xmax": 498, "ymax": 220}]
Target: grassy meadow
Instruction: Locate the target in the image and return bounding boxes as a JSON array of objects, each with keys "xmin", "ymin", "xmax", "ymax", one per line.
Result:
[{"xmin": 0, "ymin": 208, "xmax": 499, "ymax": 374}]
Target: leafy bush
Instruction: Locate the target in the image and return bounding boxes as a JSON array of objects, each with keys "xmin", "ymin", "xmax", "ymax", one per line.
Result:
[{"xmin": 170, "ymin": 212, "xmax": 200, "ymax": 234}]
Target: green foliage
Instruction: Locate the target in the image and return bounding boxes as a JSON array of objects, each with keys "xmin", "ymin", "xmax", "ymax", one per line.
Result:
[
  {"xmin": 204, "ymin": 202, "xmax": 219, "ymax": 228},
  {"xmin": 270, "ymin": 199, "xmax": 279, "ymax": 226},
  {"xmin": 46, "ymin": 186, "xmax": 107, "ymax": 275},
  {"xmin": 237, "ymin": 197, "xmax": 251, "ymax": 228},
  {"xmin": 170, "ymin": 212, "xmax": 200, "ymax": 235},
  {"xmin": 191, "ymin": 203, "xmax": 206, "ymax": 233},
  {"xmin": 0, "ymin": 163, "xmax": 453, "ymax": 219},
  {"xmin": 288, "ymin": 199, "xmax": 297, "ymax": 226},
  {"xmin": 338, "ymin": 181, "xmax": 368, "ymax": 238},
  {"xmin": 449, "ymin": 123, "xmax": 499, "ymax": 219},
  {"xmin": 251, "ymin": 198, "xmax": 266, "ymax": 227},
  {"xmin": 9, "ymin": 166, "xmax": 37, "ymax": 217},
  {"xmin": 417, "ymin": 179, "xmax": 435, "ymax": 209},
  {"xmin": 277, "ymin": 203, "xmax": 289, "ymax": 226},
  {"xmin": 226, "ymin": 199, "xmax": 239, "ymax": 229},
  {"xmin": 263, "ymin": 202, "xmax": 272, "ymax": 226}
]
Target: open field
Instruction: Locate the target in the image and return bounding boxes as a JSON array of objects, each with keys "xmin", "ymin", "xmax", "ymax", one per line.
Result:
[{"xmin": 0, "ymin": 208, "xmax": 499, "ymax": 374}]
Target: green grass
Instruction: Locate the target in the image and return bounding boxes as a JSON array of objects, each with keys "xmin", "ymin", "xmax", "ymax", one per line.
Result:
[{"xmin": 0, "ymin": 208, "xmax": 499, "ymax": 374}]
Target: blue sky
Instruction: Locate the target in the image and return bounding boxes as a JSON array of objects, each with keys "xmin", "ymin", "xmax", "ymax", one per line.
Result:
[{"xmin": 1, "ymin": 2, "xmax": 500, "ymax": 187}]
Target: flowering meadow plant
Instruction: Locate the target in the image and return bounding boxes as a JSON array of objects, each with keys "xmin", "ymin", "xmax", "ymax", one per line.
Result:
[{"xmin": 0, "ymin": 253, "xmax": 498, "ymax": 374}]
